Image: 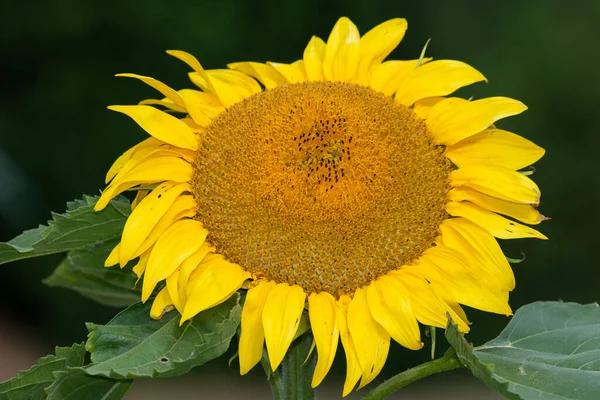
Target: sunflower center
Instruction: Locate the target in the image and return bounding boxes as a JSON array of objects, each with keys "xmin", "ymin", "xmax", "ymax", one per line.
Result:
[{"xmin": 191, "ymin": 81, "xmax": 451, "ymax": 296}]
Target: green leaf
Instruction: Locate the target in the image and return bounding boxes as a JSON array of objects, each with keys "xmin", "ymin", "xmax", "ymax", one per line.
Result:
[
  {"xmin": 0, "ymin": 344, "xmax": 85, "ymax": 400},
  {"xmin": 84, "ymin": 293, "xmax": 242, "ymax": 379},
  {"xmin": 43, "ymin": 239, "xmax": 140, "ymax": 308},
  {"xmin": 45, "ymin": 371, "xmax": 132, "ymax": 400},
  {"xmin": 446, "ymin": 301, "xmax": 600, "ymax": 400},
  {"xmin": 0, "ymin": 195, "xmax": 130, "ymax": 266}
]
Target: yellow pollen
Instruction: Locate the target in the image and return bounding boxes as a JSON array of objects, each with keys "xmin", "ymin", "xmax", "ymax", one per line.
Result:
[{"xmin": 191, "ymin": 82, "xmax": 451, "ymax": 296}]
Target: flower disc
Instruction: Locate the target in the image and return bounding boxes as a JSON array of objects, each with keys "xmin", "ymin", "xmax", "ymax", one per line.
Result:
[{"xmin": 191, "ymin": 81, "xmax": 451, "ymax": 295}]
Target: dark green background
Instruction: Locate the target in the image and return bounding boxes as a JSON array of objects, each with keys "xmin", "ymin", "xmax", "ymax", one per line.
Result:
[{"xmin": 1, "ymin": 0, "xmax": 598, "ymax": 395}]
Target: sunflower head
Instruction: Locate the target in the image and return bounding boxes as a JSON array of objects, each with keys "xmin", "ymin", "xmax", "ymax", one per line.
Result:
[{"xmin": 96, "ymin": 16, "xmax": 546, "ymax": 396}]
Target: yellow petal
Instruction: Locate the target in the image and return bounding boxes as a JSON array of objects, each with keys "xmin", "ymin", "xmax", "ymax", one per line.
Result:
[
  {"xmin": 142, "ymin": 219, "xmax": 208, "ymax": 302},
  {"xmin": 268, "ymin": 61, "xmax": 306, "ymax": 83},
  {"xmin": 138, "ymin": 98, "xmax": 187, "ymax": 113},
  {"xmin": 131, "ymin": 189, "xmax": 149, "ymax": 211},
  {"xmin": 95, "ymin": 156, "xmax": 193, "ymax": 211},
  {"xmin": 108, "ymin": 105, "xmax": 198, "ymax": 150},
  {"xmin": 228, "ymin": 62, "xmax": 287, "ymax": 89},
  {"xmin": 262, "ymin": 283, "xmax": 306, "ymax": 371},
  {"xmin": 303, "ymin": 36, "xmax": 326, "ymax": 81},
  {"xmin": 356, "ymin": 18, "xmax": 408, "ymax": 85},
  {"xmin": 394, "ymin": 60, "xmax": 486, "ymax": 106},
  {"xmin": 104, "ymin": 242, "xmax": 120, "ymax": 267},
  {"xmin": 412, "ymin": 96, "xmax": 446, "ymax": 120},
  {"xmin": 177, "ymin": 242, "xmax": 215, "ymax": 306},
  {"xmin": 166, "ymin": 50, "xmax": 203, "ymax": 72},
  {"xmin": 336, "ymin": 295, "xmax": 362, "ymax": 397},
  {"xmin": 418, "ymin": 246, "xmax": 512, "ymax": 315},
  {"xmin": 448, "ymin": 187, "xmax": 546, "ymax": 225},
  {"xmin": 181, "ymin": 257, "xmax": 250, "ymax": 323},
  {"xmin": 427, "ymin": 97, "xmax": 527, "ymax": 145},
  {"xmin": 150, "ymin": 287, "xmax": 174, "ymax": 320},
  {"xmin": 323, "ymin": 17, "xmax": 360, "ymax": 82},
  {"xmin": 239, "ymin": 281, "xmax": 276, "ymax": 375},
  {"xmin": 388, "ymin": 269, "xmax": 470, "ymax": 332},
  {"xmin": 132, "ymin": 249, "xmax": 151, "ymax": 279},
  {"xmin": 116, "ymin": 73, "xmax": 186, "ymax": 109},
  {"xmin": 308, "ymin": 292, "xmax": 339, "ymax": 387},
  {"xmin": 445, "ymin": 128, "xmax": 545, "ymax": 170},
  {"xmin": 366, "ymin": 277, "xmax": 422, "ymax": 350},
  {"xmin": 105, "ymin": 137, "xmax": 161, "ymax": 184},
  {"xmin": 347, "ymin": 288, "xmax": 390, "ymax": 389},
  {"xmin": 440, "ymin": 216, "xmax": 515, "ymax": 290},
  {"xmin": 132, "ymin": 195, "xmax": 196, "ymax": 259},
  {"xmin": 447, "ymin": 201, "xmax": 548, "ymax": 240},
  {"xmin": 369, "ymin": 59, "xmax": 432, "ymax": 96},
  {"xmin": 165, "ymin": 269, "xmax": 183, "ymax": 313},
  {"xmin": 204, "ymin": 69, "xmax": 262, "ymax": 108},
  {"xmin": 450, "ymin": 164, "xmax": 541, "ymax": 204},
  {"xmin": 178, "ymin": 89, "xmax": 224, "ymax": 127},
  {"xmin": 119, "ymin": 182, "xmax": 190, "ymax": 266}
]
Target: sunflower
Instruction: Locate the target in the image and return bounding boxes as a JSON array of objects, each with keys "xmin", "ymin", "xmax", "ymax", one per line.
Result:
[{"xmin": 95, "ymin": 17, "xmax": 546, "ymax": 396}]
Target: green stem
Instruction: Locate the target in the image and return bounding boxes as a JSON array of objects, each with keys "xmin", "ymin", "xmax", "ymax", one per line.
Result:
[
  {"xmin": 262, "ymin": 333, "xmax": 316, "ymax": 400},
  {"xmin": 361, "ymin": 349, "xmax": 464, "ymax": 400}
]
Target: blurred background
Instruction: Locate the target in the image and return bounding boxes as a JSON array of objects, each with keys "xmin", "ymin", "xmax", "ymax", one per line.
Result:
[{"xmin": 1, "ymin": 0, "xmax": 598, "ymax": 398}]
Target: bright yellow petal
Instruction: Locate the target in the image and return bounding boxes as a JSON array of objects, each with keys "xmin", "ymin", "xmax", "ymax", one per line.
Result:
[
  {"xmin": 119, "ymin": 182, "xmax": 190, "ymax": 266},
  {"xmin": 440, "ymin": 217, "xmax": 515, "ymax": 290},
  {"xmin": 427, "ymin": 97, "xmax": 527, "ymax": 145},
  {"xmin": 166, "ymin": 50, "xmax": 203, "ymax": 72},
  {"xmin": 181, "ymin": 257, "xmax": 250, "ymax": 323},
  {"xmin": 262, "ymin": 283, "xmax": 306, "ymax": 371},
  {"xmin": 303, "ymin": 36, "xmax": 326, "ymax": 81},
  {"xmin": 150, "ymin": 287, "xmax": 174, "ymax": 320},
  {"xmin": 104, "ymin": 242, "xmax": 120, "ymax": 267},
  {"xmin": 447, "ymin": 201, "xmax": 548, "ymax": 240},
  {"xmin": 445, "ymin": 128, "xmax": 545, "ymax": 170},
  {"xmin": 107, "ymin": 105, "xmax": 198, "ymax": 151},
  {"xmin": 228, "ymin": 62, "xmax": 287, "ymax": 89},
  {"xmin": 104, "ymin": 137, "xmax": 161, "ymax": 184},
  {"xmin": 356, "ymin": 18, "xmax": 407, "ymax": 85},
  {"xmin": 394, "ymin": 60, "xmax": 486, "ymax": 106},
  {"xmin": 388, "ymin": 269, "xmax": 470, "ymax": 332},
  {"xmin": 347, "ymin": 288, "xmax": 390, "ymax": 389},
  {"xmin": 336, "ymin": 295, "xmax": 362, "ymax": 397},
  {"xmin": 166, "ymin": 269, "xmax": 183, "ymax": 313},
  {"xmin": 418, "ymin": 246, "xmax": 512, "ymax": 315},
  {"xmin": 177, "ymin": 242, "xmax": 215, "ymax": 306},
  {"xmin": 323, "ymin": 17, "xmax": 360, "ymax": 82},
  {"xmin": 178, "ymin": 89, "xmax": 224, "ymax": 127},
  {"xmin": 130, "ymin": 189, "xmax": 149, "ymax": 211},
  {"xmin": 138, "ymin": 98, "xmax": 186, "ymax": 113},
  {"xmin": 116, "ymin": 73, "xmax": 186, "ymax": 109},
  {"xmin": 132, "ymin": 195, "xmax": 196, "ymax": 259},
  {"xmin": 142, "ymin": 219, "xmax": 208, "ymax": 302},
  {"xmin": 412, "ymin": 96, "xmax": 445, "ymax": 120},
  {"xmin": 308, "ymin": 292, "xmax": 339, "ymax": 387},
  {"xmin": 239, "ymin": 281, "xmax": 276, "ymax": 375},
  {"xmin": 132, "ymin": 249, "xmax": 150, "ymax": 280},
  {"xmin": 369, "ymin": 58, "xmax": 432, "ymax": 96},
  {"xmin": 450, "ymin": 164, "xmax": 541, "ymax": 204},
  {"xmin": 366, "ymin": 277, "xmax": 422, "ymax": 350},
  {"xmin": 95, "ymin": 156, "xmax": 193, "ymax": 211},
  {"xmin": 268, "ymin": 61, "xmax": 306, "ymax": 83},
  {"xmin": 204, "ymin": 69, "xmax": 262, "ymax": 108},
  {"xmin": 448, "ymin": 187, "xmax": 546, "ymax": 225}
]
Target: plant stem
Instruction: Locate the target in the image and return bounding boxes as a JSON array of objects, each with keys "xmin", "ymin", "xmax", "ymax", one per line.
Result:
[
  {"xmin": 262, "ymin": 333, "xmax": 316, "ymax": 400},
  {"xmin": 361, "ymin": 349, "xmax": 463, "ymax": 400}
]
